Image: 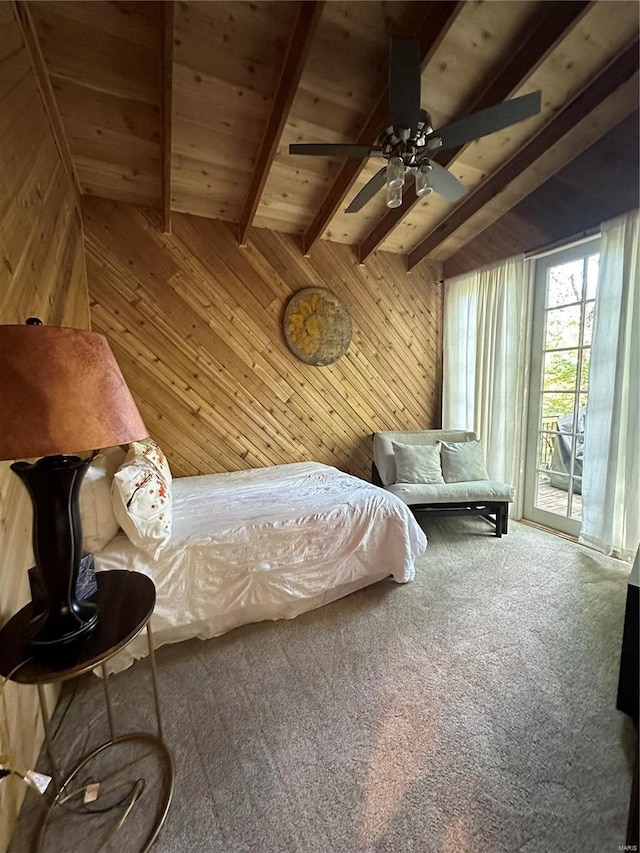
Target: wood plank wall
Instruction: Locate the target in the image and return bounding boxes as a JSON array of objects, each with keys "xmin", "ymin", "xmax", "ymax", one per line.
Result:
[
  {"xmin": 0, "ymin": 6, "xmax": 90, "ymax": 850},
  {"xmin": 83, "ymin": 198, "xmax": 442, "ymax": 482}
]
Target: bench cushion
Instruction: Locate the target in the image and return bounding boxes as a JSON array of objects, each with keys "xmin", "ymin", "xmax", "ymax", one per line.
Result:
[{"xmin": 386, "ymin": 480, "xmax": 515, "ymax": 505}]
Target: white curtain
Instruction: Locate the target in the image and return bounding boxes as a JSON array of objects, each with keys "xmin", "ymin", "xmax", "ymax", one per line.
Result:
[
  {"xmin": 443, "ymin": 255, "xmax": 531, "ymax": 518},
  {"xmin": 579, "ymin": 210, "xmax": 640, "ymax": 560}
]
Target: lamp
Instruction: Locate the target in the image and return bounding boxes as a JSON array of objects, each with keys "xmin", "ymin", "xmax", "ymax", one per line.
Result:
[
  {"xmin": 385, "ymin": 182, "xmax": 403, "ymax": 209},
  {"xmin": 415, "ymin": 162, "xmax": 434, "ymax": 197},
  {"xmin": 385, "ymin": 156, "xmax": 405, "ymax": 209},
  {"xmin": 386, "ymin": 156, "xmax": 405, "ymax": 189},
  {"xmin": 0, "ymin": 320, "xmax": 148, "ymax": 653}
]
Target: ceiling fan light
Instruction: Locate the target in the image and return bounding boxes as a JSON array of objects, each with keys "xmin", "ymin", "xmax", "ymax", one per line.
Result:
[
  {"xmin": 385, "ymin": 182, "xmax": 402, "ymax": 209},
  {"xmin": 386, "ymin": 156, "xmax": 405, "ymax": 189},
  {"xmin": 415, "ymin": 162, "xmax": 434, "ymax": 197}
]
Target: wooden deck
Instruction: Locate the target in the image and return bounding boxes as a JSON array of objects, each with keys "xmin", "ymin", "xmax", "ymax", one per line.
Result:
[{"xmin": 537, "ymin": 479, "xmax": 582, "ymax": 520}]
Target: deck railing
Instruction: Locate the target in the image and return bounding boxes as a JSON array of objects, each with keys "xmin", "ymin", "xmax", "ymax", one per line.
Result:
[{"xmin": 539, "ymin": 414, "xmax": 560, "ymax": 470}]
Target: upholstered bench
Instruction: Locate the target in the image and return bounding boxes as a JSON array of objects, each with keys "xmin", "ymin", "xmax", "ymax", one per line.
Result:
[{"xmin": 372, "ymin": 430, "xmax": 515, "ymax": 537}]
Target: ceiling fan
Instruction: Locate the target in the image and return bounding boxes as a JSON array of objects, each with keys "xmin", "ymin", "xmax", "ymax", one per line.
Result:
[{"xmin": 289, "ymin": 38, "xmax": 542, "ymax": 213}]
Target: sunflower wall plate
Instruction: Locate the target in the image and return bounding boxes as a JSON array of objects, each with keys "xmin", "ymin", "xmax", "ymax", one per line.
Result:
[{"xmin": 284, "ymin": 288, "xmax": 352, "ymax": 366}]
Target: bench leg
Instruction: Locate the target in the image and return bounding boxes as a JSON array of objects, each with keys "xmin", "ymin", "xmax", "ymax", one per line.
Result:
[{"xmin": 495, "ymin": 503, "xmax": 508, "ymax": 537}]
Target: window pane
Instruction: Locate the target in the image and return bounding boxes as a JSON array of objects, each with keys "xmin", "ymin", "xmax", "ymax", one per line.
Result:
[
  {"xmin": 540, "ymin": 413, "xmax": 558, "ymax": 431},
  {"xmin": 567, "ymin": 432, "xmax": 577, "ymax": 477},
  {"xmin": 542, "ymin": 391, "xmax": 576, "ymax": 423},
  {"xmin": 544, "ymin": 349, "xmax": 578, "ymax": 391},
  {"xmin": 545, "ymin": 305, "xmax": 582, "ymax": 348},
  {"xmin": 583, "ymin": 301, "xmax": 595, "ymax": 345},
  {"xmin": 580, "ymin": 349, "xmax": 590, "ymax": 392},
  {"xmin": 542, "ymin": 391, "xmax": 576, "ymax": 421},
  {"xmin": 586, "ymin": 254, "xmax": 599, "ymax": 299},
  {"xmin": 570, "ymin": 478, "xmax": 583, "ymax": 521},
  {"xmin": 547, "ymin": 260, "xmax": 584, "ymax": 307},
  {"xmin": 538, "ymin": 430, "xmax": 557, "ymax": 470},
  {"xmin": 536, "ymin": 470, "xmax": 568, "ymax": 516}
]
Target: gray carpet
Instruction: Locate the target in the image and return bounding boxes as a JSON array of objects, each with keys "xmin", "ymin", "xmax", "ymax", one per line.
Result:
[{"xmin": 10, "ymin": 518, "xmax": 636, "ymax": 853}]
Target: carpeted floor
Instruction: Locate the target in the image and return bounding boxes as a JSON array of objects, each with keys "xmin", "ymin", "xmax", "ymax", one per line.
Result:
[{"xmin": 10, "ymin": 518, "xmax": 636, "ymax": 853}]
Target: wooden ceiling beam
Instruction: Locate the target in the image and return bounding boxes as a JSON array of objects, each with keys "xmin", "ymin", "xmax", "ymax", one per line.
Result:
[
  {"xmin": 161, "ymin": 1, "xmax": 174, "ymax": 234},
  {"xmin": 13, "ymin": 0, "xmax": 82, "ymax": 205},
  {"xmin": 415, "ymin": 73, "xmax": 638, "ymax": 266},
  {"xmin": 238, "ymin": 1, "xmax": 323, "ymax": 247},
  {"xmin": 358, "ymin": 0, "xmax": 592, "ymax": 263},
  {"xmin": 407, "ymin": 40, "xmax": 639, "ymax": 271},
  {"xmin": 301, "ymin": 1, "xmax": 462, "ymax": 257}
]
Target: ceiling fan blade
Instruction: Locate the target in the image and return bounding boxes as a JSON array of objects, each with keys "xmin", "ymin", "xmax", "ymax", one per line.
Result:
[
  {"xmin": 389, "ymin": 37, "xmax": 421, "ymax": 137},
  {"xmin": 289, "ymin": 143, "xmax": 381, "ymax": 157},
  {"xmin": 345, "ymin": 167, "xmax": 388, "ymax": 213},
  {"xmin": 427, "ymin": 161, "xmax": 467, "ymax": 202},
  {"xmin": 428, "ymin": 91, "xmax": 542, "ymax": 153}
]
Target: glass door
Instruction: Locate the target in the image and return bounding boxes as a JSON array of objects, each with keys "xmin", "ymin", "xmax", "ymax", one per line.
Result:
[{"xmin": 524, "ymin": 238, "xmax": 599, "ymax": 536}]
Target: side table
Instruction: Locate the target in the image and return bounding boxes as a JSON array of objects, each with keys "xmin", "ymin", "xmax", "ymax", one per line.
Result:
[{"xmin": 0, "ymin": 570, "xmax": 174, "ymax": 852}]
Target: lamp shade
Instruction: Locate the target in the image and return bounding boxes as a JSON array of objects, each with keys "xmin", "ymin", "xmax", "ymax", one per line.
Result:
[{"xmin": 0, "ymin": 324, "xmax": 148, "ymax": 460}]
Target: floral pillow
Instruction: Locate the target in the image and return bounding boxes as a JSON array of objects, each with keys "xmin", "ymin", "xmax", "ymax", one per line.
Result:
[
  {"xmin": 128, "ymin": 437, "xmax": 172, "ymax": 485},
  {"xmin": 112, "ymin": 441, "xmax": 172, "ymax": 559}
]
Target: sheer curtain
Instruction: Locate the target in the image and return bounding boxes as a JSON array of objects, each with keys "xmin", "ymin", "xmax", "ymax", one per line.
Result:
[
  {"xmin": 579, "ymin": 210, "xmax": 640, "ymax": 560},
  {"xmin": 443, "ymin": 255, "xmax": 531, "ymax": 518}
]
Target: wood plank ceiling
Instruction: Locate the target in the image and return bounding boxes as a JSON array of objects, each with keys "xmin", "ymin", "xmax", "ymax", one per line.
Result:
[{"xmin": 27, "ymin": 0, "xmax": 640, "ymax": 269}]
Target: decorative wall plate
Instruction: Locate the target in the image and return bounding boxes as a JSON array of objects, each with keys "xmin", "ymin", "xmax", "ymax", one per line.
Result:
[{"xmin": 284, "ymin": 288, "xmax": 352, "ymax": 366}]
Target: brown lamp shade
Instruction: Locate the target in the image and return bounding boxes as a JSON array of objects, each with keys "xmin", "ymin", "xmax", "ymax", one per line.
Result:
[{"xmin": 0, "ymin": 324, "xmax": 148, "ymax": 460}]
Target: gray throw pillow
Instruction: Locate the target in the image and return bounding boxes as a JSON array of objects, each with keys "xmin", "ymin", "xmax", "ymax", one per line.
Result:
[
  {"xmin": 439, "ymin": 440, "xmax": 489, "ymax": 482},
  {"xmin": 391, "ymin": 442, "xmax": 445, "ymax": 484}
]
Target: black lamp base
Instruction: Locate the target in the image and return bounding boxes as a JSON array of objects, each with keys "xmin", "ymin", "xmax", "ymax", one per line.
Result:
[
  {"xmin": 28, "ymin": 601, "xmax": 99, "ymax": 651},
  {"xmin": 12, "ymin": 455, "xmax": 100, "ymax": 656}
]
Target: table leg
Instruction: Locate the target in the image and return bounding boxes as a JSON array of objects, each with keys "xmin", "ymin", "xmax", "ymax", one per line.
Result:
[
  {"xmin": 101, "ymin": 663, "xmax": 116, "ymax": 741},
  {"xmin": 146, "ymin": 623, "xmax": 164, "ymax": 742}
]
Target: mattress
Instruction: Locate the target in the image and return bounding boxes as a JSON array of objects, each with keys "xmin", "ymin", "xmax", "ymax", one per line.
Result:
[{"xmin": 95, "ymin": 462, "xmax": 427, "ymax": 673}]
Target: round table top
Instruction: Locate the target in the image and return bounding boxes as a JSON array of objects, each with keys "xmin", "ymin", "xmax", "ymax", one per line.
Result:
[{"xmin": 0, "ymin": 571, "xmax": 155, "ymax": 684}]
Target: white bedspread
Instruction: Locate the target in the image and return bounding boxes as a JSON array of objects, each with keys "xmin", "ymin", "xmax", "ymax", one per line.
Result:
[{"xmin": 95, "ymin": 462, "xmax": 427, "ymax": 672}]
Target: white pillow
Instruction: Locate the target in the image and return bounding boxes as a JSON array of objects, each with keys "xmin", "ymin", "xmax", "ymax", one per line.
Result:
[
  {"xmin": 79, "ymin": 446, "xmax": 126, "ymax": 553},
  {"xmin": 439, "ymin": 440, "xmax": 489, "ymax": 483},
  {"xmin": 112, "ymin": 445, "xmax": 172, "ymax": 559},
  {"xmin": 391, "ymin": 441, "xmax": 445, "ymax": 484}
]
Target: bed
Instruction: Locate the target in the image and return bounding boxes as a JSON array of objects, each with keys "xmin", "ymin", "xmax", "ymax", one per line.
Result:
[{"xmin": 94, "ymin": 462, "xmax": 427, "ymax": 673}]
